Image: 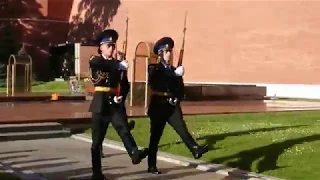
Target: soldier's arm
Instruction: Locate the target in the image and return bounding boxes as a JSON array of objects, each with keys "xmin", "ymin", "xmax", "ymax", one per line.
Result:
[
  {"xmin": 176, "ymin": 76, "xmax": 185, "ymax": 100},
  {"xmin": 120, "ymin": 71, "xmax": 130, "ymax": 98},
  {"xmin": 172, "ymin": 66, "xmax": 185, "ymax": 100},
  {"xmin": 89, "ymin": 55, "xmax": 102, "ymax": 67},
  {"xmin": 148, "ymin": 64, "xmax": 161, "ymax": 91}
]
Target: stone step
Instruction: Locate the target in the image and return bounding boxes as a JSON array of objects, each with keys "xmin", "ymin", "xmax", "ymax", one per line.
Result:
[
  {"xmin": 62, "ymin": 123, "xmax": 91, "ymax": 134},
  {"xmin": 0, "ymin": 122, "xmax": 64, "ymax": 133},
  {"xmin": 0, "ymin": 130, "xmax": 71, "ymax": 141}
]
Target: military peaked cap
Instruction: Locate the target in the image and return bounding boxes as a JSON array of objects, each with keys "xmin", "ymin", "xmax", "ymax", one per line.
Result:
[
  {"xmin": 96, "ymin": 29, "xmax": 119, "ymax": 46},
  {"xmin": 153, "ymin": 37, "xmax": 174, "ymax": 55}
]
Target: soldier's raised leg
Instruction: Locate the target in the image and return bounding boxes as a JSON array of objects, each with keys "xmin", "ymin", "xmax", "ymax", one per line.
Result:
[
  {"xmin": 100, "ymin": 104, "xmax": 135, "ymax": 158},
  {"xmin": 168, "ymin": 106, "xmax": 208, "ymax": 159},
  {"xmin": 111, "ymin": 109, "xmax": 148, "ymax": 164}
]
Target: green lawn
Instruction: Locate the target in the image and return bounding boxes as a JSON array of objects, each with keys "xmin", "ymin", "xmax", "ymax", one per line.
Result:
[
  {"xmin": 0, "ymin": 81, "xmax": 86, "ymax": 93},
  {"xmin": 86, "ymin": 111, "xmax": 320, "ymax": 180}
]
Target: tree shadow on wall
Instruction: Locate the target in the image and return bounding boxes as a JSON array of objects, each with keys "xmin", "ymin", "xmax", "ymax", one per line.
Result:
[
  {"xmin": 68, "ymin": 0, "xmax": 121, "ymax": 45},
  {"xmin": 0, "ymin": 0, "xmax": 70, "ymax": 81},
  {"xmin": 0, "ymin": 0, "xmax": 44, "ymax": 79},
  {"xmin": 0, "ymin": 0, "xmax": 48, "ymax": 49}
]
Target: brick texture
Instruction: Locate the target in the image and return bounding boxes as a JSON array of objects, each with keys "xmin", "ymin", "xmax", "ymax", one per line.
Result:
[
  {"xmin": 107, "ymin": 0, "xmax": 320, "ymax": 84},
  {"xmin": 2, "ymin": 0, "xmax": 320, "ymax": 84}
]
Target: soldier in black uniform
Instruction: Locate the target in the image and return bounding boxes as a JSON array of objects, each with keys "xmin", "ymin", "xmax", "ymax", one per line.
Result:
[
  {"xmin": 100, "ymin": 51, "xmax": 135, "ymax": 158},
  {"xmin": 147, "ymin": 37, "xmax": 208, "ymax": 174},
  {"xmin": 89, "ymin": 29, "xmax": 148, "ymax": 180}
]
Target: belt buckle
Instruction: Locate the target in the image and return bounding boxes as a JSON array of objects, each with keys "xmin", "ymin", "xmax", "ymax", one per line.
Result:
[{"xmin": 168, "ymin": 97, "xmax": 177, "ymax": 106}]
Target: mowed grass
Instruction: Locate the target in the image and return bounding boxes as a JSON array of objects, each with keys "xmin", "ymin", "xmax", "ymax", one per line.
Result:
[
  {"xmin": 86, "ymin": 111, "xmax": 320, "ymax": 179},
  {"xmin": 30, "ymin": 81, "xmax": 70, "ymax": 92},
  {"xmin": 0, "ymin": 81, "xmax": 86, "ymax": 93}
]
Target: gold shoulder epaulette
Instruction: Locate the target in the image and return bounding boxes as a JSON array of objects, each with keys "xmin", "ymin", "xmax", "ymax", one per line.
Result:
[{"xmin": 89, "ymin": 54, "xmax": 100, "ymax": 61}]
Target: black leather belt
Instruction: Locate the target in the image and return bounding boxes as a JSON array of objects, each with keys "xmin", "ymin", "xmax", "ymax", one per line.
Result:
[{"xmin": 151, "ymin": 91, "xmax": 173, "ymax": 97}]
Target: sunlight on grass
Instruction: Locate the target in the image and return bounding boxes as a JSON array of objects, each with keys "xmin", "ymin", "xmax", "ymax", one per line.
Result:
[
  {"xmin": 85, "ymin": 111, "xmax": 320, "ymax": 179},
  {"xmin": 0, "ymin": 81, "xmax": 86, "ymax": 93}
]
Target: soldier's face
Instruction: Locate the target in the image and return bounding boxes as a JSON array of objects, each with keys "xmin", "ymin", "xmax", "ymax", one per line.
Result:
[
  {"xmin": 162, "ymin": 49, "xmax": 172, "ymax": 62},
  {"xmin": 100, "ymin": 43, "xmax": 116, "ymax": 57}
]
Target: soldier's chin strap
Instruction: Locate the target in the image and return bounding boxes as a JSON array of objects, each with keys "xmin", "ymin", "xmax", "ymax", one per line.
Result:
[
  {"xmin": 102, "ymin": 54, "xmax": 113, "ymax": 60},
  {"xmin": 160, "ymin": 57, "xmax": 170, "ymax": 68}
]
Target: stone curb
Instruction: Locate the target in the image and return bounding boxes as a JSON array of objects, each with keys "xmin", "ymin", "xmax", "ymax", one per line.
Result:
[{"xmin": 71, "ymin": 134, "xmax": 283, "ymax": 180}]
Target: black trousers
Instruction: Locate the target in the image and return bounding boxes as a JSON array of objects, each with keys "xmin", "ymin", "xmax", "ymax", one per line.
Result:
[
  {"xmin": 99, "ymin": 103, "xmax": 136, "ymax": 153},
  {"xmin": 148, "ymin": 104, "xmax": 198, "ymax": 168},
  {"xmin": 91, "ymin": 107, "xmax": 138, "ymax": 176}
]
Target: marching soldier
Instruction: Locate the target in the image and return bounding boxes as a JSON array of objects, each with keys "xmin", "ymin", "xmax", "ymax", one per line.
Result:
[
  {"xmin": 89, "ymin": 29, "xmax": 148, "ymax": 180},
  {"xmin": 147, "ymin": 37, "xmax": 208, "ymax": 174},
  {"xmin": 100, "ymin": 52, "xmax": 136, "ymax": 158}
]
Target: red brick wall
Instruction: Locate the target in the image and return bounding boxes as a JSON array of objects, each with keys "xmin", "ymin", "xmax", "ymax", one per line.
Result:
[
  {"xmin": 79, "ymin": 45, "xmax": 97, "ymax": 75},
  {"xmin": 108, "ymin": 0, "xmax": 320, "ymax": 84},
  {"xmin": 48, "ymin": 0, "xmax": 73, "ymax": 21},
  {"xmin": 3, "ymin": 0, "xmax": 320, "ymax": 84}
]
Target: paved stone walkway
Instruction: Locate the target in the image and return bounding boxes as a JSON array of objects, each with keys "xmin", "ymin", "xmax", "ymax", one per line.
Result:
[{"xmin": 0, "ymin": 138, "xmax": 227, "ymax": 180}]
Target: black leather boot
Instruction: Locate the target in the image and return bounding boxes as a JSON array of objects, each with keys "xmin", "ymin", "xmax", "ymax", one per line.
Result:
[
  {"xmin": 139, "ymin": 148, "xmax": 149, "ymax": 160},
  {"xmin": 148, "ymin": 166, "xmax": 162, "ymax": 175},
  {"xmin": 91, "ymin": 147, "xmax": 107, "ymax": 180},
  {"xmin": 191, "ymin": 145, "xmax": 209, "ymax": 159},
  {"xmin": 131, "ymin": 148, "xmax": 142, "ymax": 164},
  {"xmin": 121, "ymin": 135, "xmax": 142, "ymax": 164}
]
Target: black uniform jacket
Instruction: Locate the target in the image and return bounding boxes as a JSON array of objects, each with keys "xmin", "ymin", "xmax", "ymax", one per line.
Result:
[
  {"xmin": 147, "ymin": 62, "xmax": 184, "ymax": 115},
  {"xmin": 89, "ymin": 55, "xmax": 130, "ymax": 113}
]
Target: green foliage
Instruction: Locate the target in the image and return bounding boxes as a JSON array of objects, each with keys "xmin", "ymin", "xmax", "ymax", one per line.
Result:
[
  {"xmin": 0, "ymin": 79, "xmax": 44, "ymax": 88},
  {"xmin": 0, "ymin": 80, "xmax": 86, "ymax": 93}
]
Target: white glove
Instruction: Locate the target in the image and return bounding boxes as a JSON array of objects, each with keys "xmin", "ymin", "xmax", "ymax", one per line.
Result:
[
  {"xmin": 174, "ymin": 66, "xmax": 185, "ymax": 76},
  {"xmin": 119, "ymin": 60, "xmax": 129, "ymax": 71},
  {"xmin": 168, "ymin": 98, "xmax": 178, "ymax": 105},
  {"xmin": 113, "ymin": 96, "xmax": 123, "ymax": 104}
]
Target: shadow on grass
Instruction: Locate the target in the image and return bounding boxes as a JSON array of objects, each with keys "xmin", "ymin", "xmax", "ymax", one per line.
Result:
[
  {"xmin": 211, "ymin": 134, "xmax": 320, "ymax": 173},
  {"xmin": 158, "ymin": 125, "xmax": 317, "ymax": 174},
  {"xmin": 159, "ymin": 125, "xmax": 307, "ymax": 150}
]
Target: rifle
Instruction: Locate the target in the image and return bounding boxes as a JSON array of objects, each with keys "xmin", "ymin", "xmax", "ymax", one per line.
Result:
[
  {"xmin": 177, "ymin": 11, "xmax": 187, "ymax": 67},
  {"xmin": 116, "ymin": 16, "xmax": 129, "ymax": 97},
  {"xmin": 122, "ymin": 16, "xmax": 129, "ymax": 60}
]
